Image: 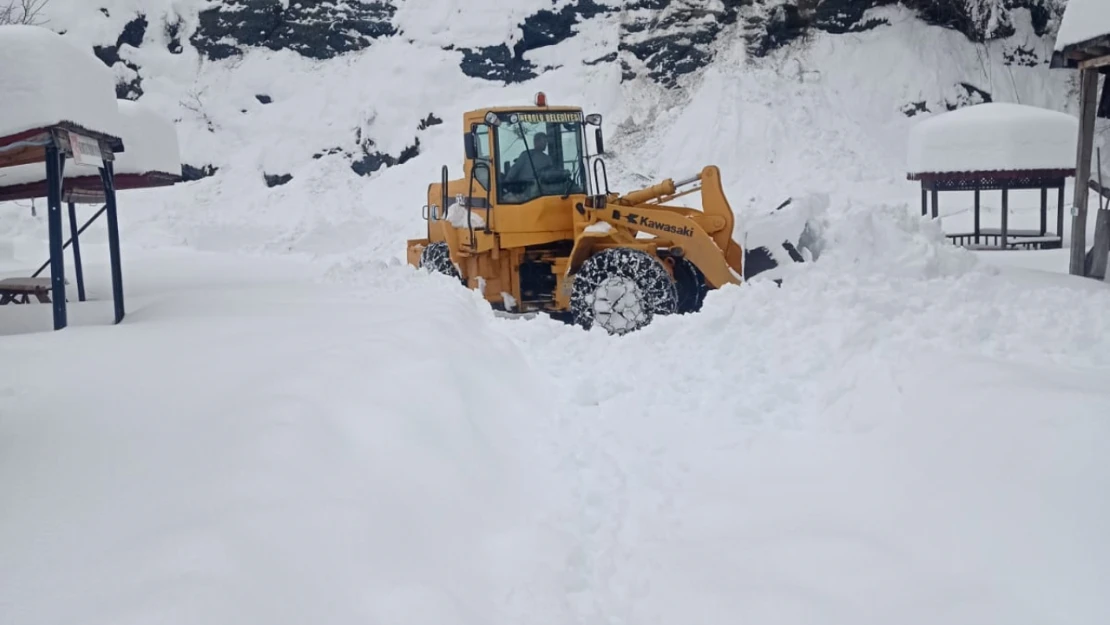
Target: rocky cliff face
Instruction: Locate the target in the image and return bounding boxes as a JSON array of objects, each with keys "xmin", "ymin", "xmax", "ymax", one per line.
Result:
[
  {"xmin": 71, "ymin": 0, "xmax": 1072, "ymax": 182},
  {"xmin": 146, "ymin": 0, "xmax": 1067, "ymax": 92}
]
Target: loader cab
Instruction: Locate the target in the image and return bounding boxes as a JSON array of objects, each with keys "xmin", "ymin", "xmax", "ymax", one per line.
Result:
[{"xmin": 463, "ymin": 95, "xmax": 604, "ymax": 207}]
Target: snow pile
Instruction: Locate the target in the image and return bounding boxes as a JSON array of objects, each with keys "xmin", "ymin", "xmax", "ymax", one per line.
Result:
[
  {"xmin": 1054, "ymin": 0, "xmax": 1110, "ymax": 50},
  {"xmin": 907, "ymin": 102, "xmax": 1078, "ymax": 175},
  {"xmin": 0, "ymin": 99, "xmax": 180, "ymax": 188},
  {"xmin": 0, "ymin": 269, "xmax": 578, "ymax": 625},
  {"xmin": 0, "ymin": 25, "xmax": 121, "ymax": 140}
]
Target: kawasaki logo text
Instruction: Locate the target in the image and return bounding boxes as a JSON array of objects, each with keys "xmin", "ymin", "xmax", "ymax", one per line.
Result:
[{"xmin": 639, "ymin": 216, "xmax": 693, "ymax": 237}]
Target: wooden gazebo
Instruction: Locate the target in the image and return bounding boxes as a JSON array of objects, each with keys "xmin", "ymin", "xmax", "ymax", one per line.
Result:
[
  {"xmin": 906, "ymin": 102, "xmax": 1077, "ymax": 250},
  {"xmin": 1050, "ymin": 0, "xmax": 1110, "ymax": 278},
  {"xmin": 1, "ymin": 25, "xmax": 131, "ymax": 330}
]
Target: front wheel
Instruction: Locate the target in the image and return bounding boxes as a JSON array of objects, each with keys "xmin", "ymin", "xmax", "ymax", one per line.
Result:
[
  {"xmin": 419, "ymin": 241, "xmax": 460, "ymax": 280},
  {"xmin": 570, "ymin": 247, "xmax": 677, "ymax": 335}
]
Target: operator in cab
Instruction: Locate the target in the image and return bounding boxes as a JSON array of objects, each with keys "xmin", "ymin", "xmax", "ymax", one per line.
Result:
[{"xmin": 505, "ymin": 132, "xmax": 554, "ymax": 183}]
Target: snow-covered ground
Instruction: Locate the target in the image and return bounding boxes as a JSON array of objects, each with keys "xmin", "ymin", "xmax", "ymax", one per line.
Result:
[{"xmin": 2, "ymin": 3, "xmax": 1110, "ymax": 625}]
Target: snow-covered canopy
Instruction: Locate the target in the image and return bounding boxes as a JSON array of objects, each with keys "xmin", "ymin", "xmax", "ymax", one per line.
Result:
[
  {"xmin": 1054, "ymin": 0, "xmax": 1110, "ymax": 52},
  {"xmin": 0, "ymin": 100, "xmax": 181, "ymax": 191},
  {"xmin": 0, "ymin": 24, "xmax": 122, "ymax": 142},
  {"xmin": 907, "ymin": 103, "xmax": 1078, "ymax": 176}
]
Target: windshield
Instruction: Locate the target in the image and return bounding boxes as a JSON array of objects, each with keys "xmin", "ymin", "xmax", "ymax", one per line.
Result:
[{"xmin": 494, "ymin": 111, "xmax": 586, "ymax": 204}]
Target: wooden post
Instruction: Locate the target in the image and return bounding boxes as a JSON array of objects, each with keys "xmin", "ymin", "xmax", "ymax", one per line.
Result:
[
  {"xmin": 931, "ymin": 188, "xmax": 938, "ymax": 219},
  {"xmin": 1070, "ymin": 69, "xmax": 1099, "ymax": 276},
  {"xmin": 1040, "ymin": 187, "xmax": 1047, "ymax": 235},
  {"xmin": 921, "ymin": 187, "xmax": 927, "ymax": 217},
  {"xmin": 67, "ymin": 201, "xmax": 86, "ymax": 302},
  {"xmin": 1001, "ymin": 187, "xmax": 1009, "ymax": 249},
  {"xmin": 45, "ymin": 143, "xmax": 67, "ymax": 330},
  {"xmin": 974, "ymin": 189, "xmax": 981, "ymax": 243},
  {"xmin": 1087, "ymin": 147, "xmax": 1105, "ymax": 277},
  {"xmin": 1058, "ymin": 185, "xmax": 1065, "ymax": 240}
]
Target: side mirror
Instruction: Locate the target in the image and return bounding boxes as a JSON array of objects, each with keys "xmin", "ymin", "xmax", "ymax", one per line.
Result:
[
  {"xmin": 464, "ymin": 131, "xmax": 477, "ymax": 159},
  {"xmin": 585, "ymin": 113, "xmax": 602, "ymax": 126},
  {"xmin": 595, "ymin": 127, "xmax": 604, "ymax": 155}
]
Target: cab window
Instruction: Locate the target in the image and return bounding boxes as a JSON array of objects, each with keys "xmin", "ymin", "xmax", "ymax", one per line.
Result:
[{"xmin": 494, "ymin": 113, "xmax": 585, "ymax": 204}]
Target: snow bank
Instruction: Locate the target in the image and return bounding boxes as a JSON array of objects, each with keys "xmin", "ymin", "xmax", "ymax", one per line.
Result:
[
  {"xmin": 0, "ymin": 25, "xmax": 122, "ymax": 140},
  {"xmin": 0, "ymin": 99, "xmax": 180, "ymax": 188},
  {"xmin": 0, "ymin": 264, "xmax": 576, "ymax": 625},
  {"xmin": 907, "ymin": 103, "xmax": 1078, "ymax": 175},
  {"xmin": 1054, "ymin": 0, "xmax": 1110, "ymax": 50}
]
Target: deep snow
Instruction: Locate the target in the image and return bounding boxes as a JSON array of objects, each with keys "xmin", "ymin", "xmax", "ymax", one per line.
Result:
[
  {"xmin": 0, "ymin": 24, "xmax": 122, "ymax": 139},
  {"xmin": 907, "ymin": 102, "xmax": 1078, "ymax": 174},
  {"xmin": 2, "ymin": 2, "xmax": 1110, "ymax": 625}
]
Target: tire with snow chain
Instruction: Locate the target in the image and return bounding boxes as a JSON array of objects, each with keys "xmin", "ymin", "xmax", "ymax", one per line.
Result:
[
  {"xmin": 570, "ymin": 247, "xmax": 678, "ymax": 335},
  {"xmin": 673, "ymin": 257, "xmax": 708, "ymax": 314},
  {"xmin": 419, "ymin": 241, "xmax": 460, "ymax": 279}
]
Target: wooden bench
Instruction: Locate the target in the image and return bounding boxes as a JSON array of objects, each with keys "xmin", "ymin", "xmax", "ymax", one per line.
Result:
[{"xmin": 0, "ymin": 277, "xmax": 52, "ymax": 304}]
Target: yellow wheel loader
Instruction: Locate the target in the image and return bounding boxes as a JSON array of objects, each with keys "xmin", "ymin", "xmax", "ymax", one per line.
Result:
[{"xmin": 406, "ymin": 93, "xmax": 808, "ymax": 335}]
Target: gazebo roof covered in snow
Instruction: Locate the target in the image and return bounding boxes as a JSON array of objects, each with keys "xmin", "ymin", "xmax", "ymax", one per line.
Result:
[
  {"xmin": 907, "ymin": 102, "xmax": 1078, "ymax": 179},
  {"xmin": 1050, "ymin": 0, "xmax": 1110, "ymax": 70},
  {"xmin": 0, "ymin": 99, "xmax": 182, "ymax": 203},
  {"xmin": 0, "ymin": 24, "xmax": 124, "ymax": 170}
]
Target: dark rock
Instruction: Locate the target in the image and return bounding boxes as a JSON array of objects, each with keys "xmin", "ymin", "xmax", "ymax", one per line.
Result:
[
  {"xmin": 459, "ymin": 0, "xmax": 609, "ymax": 83},
  {"xmin": 191, "ymin": 0, "xmax": 396, "ymax": 62},
  {"xmin": 181, "ymin": 164, "xmax": 218, "ymax": 182},
  {"xmin": 901, "ymin": 101, "xmax": 930, "ymax": 117},
  {"xmin": 1003, "ymin": 43, "xmax": 1040, "ymax": 67},
  {"xmin": 459, "ymin": 44, "xmax": 537, "ymax": 83},
  {"xmin": 92, "ymin": 15, "xmax": 148, "ymax": 100},
  {"xmin": 418, "ymin": 113, "xmax": 442, "ymax": 130},
  {"xmin": 350, "ymin": 137, "xmax": 420, "ymax": 176},
  {"xmin": 166, "ymin": 17, "xmax": 183, "ymax": 54},
  {"xmin": 584, "ymin": 51, "xmax": 617, "ymax": 66},
  {"xmin": 945, "ymin": 82, "xmax": 992, "ymax": 110},
  {"xmin": 256, "ymin": 94, "xmax": 273, "ymax": 104},
  {"xmin": 264, "ymin": 173, "xmax": 293, "ymax": 187},
  {"xmin": 313, "ymin": 147, "xmax": 343, "ymax": 159},
  {"xmin": 813, "ymin": 0, "xmax": 895, "ymax": 34},
  {"xmin": 618, "ymin": 0, "xmax": 745, "ymax": 88}
]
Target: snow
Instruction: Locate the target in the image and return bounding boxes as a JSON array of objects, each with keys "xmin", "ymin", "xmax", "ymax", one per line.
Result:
[
  {"xmin": 0, "ymin": 99, "xmax": 181, "ymax": 188},
  {"xmin": 0, "ymin": 25, "xmax": 122, "ymax": 141},
  {"xmin": 907, "ymin": 103, "xmax": 1078, "ymax": 175},
  {"xmin": 1054, "ymin": 0, "xmax": 1110, "ymax": 51},
  {"xmin": 446, "ymin": 202, "xmax": 487, "ymax": 229},
  {"xmin": 3, "ymin": 3, "xmax": 1110, "ymax": 625},
  {"xmin": 583, "ymin": 221, "xmax": 613, "ymax": 234}
]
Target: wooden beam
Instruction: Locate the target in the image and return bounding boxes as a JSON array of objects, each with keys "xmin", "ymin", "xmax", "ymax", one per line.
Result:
[
  {"xmin": 1070, "ymin": 69, "xmax": 1099, "ymax": 276},
  {"xmin": 1100, "ymin": 74, "xmax": 1110, "ymax": 119},
  {"xmin": 1079, "ymin": 54, "xmax": 1110, "ymax": 70}
]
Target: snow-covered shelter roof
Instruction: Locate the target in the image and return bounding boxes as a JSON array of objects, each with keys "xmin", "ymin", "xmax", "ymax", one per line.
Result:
[
  {"xmin": 0, "ymin": 24, "xmax": 123, "ymax": 156},
  {"xmin": 0, "ymin": 100, "xmax": 181, "ymax": 203},
  {"xmin": 1051, "ymin": 0, "xmax": 1110, "ymax": 69},
  {"xmin": 907, "ymin": 103, "xmax": 1078, "ymax": 178}
]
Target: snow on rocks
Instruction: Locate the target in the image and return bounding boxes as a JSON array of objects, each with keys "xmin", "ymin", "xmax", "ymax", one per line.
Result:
[
  {"xmin": 1054, "ymin": 0, "xmax": 1110, "ymax": 51},
  {"xmin": 0, "ymin": 25, "xmax": 122, "ymax": 141},
  {"xmin": 907, "ymin": 102, "xmax": 1078, "ymax": 175}
]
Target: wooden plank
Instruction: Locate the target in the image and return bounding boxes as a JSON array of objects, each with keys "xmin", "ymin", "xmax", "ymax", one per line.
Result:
[
  {"xmin": 1070, "ymin": 69, "xmax": 1099, "ymax": 276},
  {"xmin": 0, "ymin": 144, "xmax": 46, "ymax": 169},
  {"xmin": 1079, "ymin": 54, "xmax": 1110, "ymax": 71}
]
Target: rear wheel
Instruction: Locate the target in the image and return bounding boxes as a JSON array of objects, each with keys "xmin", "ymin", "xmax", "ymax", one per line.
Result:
[{"xmin": 570, "ymin": 247, "xmax": 677, "ymax": 335}]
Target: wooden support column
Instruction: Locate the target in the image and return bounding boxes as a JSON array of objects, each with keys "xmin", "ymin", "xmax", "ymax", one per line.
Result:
[
  {"xmin": 1070, "ymin": 69, "xmax": 1099, "ymax": 275},
  {"xmin": 1058, "ymin": 185, "xmax": 1066, "ymax": 239},
  {"xmin": 1040, "ymin": 187, "xmax": 1048, "ymax": 235},
  {"xmin": 974, "ymin": 189, "xmax": 980, "ymax": 243},
  {"xmin": 1001, "ymin": 186, "xmax": 1009, "ymax": 249}
]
